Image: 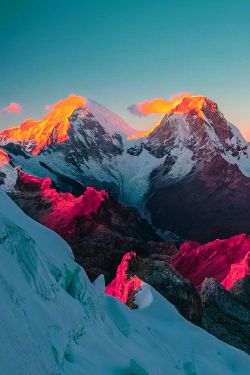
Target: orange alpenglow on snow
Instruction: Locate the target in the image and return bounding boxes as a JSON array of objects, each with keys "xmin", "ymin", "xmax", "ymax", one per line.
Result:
[
  {"xmin": 134, "ymin": 93, "xmax": 213, "ymax": 117},
  {"xmin": 128, "ymin": 93, "xmax": 216, "ymax": 140},
  {"xmin": 105, "ymin": 251, "xmax": 142, "ymax": 303},
  {"xmin": 0, "ymin": 94, "xmax": 86, "ymax": 155},
  {"xmin": 0, "ymin": 148, "xmax": 10, "ymax": 166},
  {"xmin": 134, "ymin": 93, "xmax": 193, "ymax": 115}
]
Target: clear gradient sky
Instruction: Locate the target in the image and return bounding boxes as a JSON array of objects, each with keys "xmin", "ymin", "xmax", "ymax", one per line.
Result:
[{"xmin": 0, "ymin": 0, "xmax": 250, "ymax": 137}]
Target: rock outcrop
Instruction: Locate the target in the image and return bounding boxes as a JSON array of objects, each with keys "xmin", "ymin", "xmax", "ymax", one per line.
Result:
[
  {"xmin": 12, "ymin": 169, "xmax": 177, "ymax": 282},
  {"xmin": 201, "ymin": 278, "xmax": 250, "ymax": 354}
]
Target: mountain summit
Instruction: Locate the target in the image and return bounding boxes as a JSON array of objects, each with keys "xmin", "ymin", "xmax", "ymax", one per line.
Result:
[{"xmin": 0, "ymin": 94, "xmax": 135, "ymax": 155}]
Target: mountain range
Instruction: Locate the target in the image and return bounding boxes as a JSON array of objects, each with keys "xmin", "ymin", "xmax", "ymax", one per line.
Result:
[
  {"xmin": 1, "ymin": 94, "xmax": 250, "ymax": 242},
  {"xmin": 0, "ymin": 93, "xmax": 249, "ymax": 370}
]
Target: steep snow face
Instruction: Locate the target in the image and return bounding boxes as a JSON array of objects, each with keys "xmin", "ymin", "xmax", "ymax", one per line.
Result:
[
  {"xmin": 0, "ymin": 193, "xmax": 250, "ymax": 374},
  {"xmin": 86, "ymin": 99, "xmax": 136, "ymax": 137}
]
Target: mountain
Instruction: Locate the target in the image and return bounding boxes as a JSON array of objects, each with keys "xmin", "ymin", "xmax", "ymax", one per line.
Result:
[
  {"xmin": 144, "ymin": 96, "xmax": 250, "ymax": 241},
  {"xmin": 1, "ymin": 94, "xmax": 250, "ymax": 241},
  {"xmin": 0, "ymin": 95, "xmax": 135, "ymax": 154},
  {"xmin": 1, "ymin": 191, "xmax": 249, "ymax": 374}
]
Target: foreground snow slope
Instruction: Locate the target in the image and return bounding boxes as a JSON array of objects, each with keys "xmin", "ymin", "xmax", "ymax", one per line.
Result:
[{"xmin": 0, "ymin": 191, "xmax": 249, "ymax": 375}]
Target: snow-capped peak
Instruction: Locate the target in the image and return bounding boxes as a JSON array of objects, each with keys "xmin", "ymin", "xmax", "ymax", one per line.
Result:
[
  {"xmin": 142, "ymin": 95, "xmax": 250, "ymax": 177},
  {"xmin": 0, "ymin": 94, "xmax": 135, "ymax": 155}
]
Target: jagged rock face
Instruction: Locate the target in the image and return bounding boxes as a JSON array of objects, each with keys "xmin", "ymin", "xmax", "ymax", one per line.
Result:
[
  {"xmin": 201, "ymin": 278, "xmax": 250, "ymax": 354},
  {"xmin": 106, "ymin": 250, "xmax": 250, "ymax": 354},
  {"xmin": 171, "ymin": 234, "xmax": 250, "ymax": 291},
  {"xmin": 167, "ymin": 235, "xmax": 250, "ymax": 354},
  {"xmin": 105, "ymin": 252, "xmax": 143, "ymax": 307},
  {"xmin": 11, "ymin": 170, "xmax": 177, "ymax": 282},
  {"xmin": 127, "ymin": 255, "xmax": 203, "ymax": 324},
  {"xmin": 106, "ymin": 252, "xmax": 202, "ymax": 324},
  {"xmin": 46, "ymin": 107, "xmax": 124, "ymax": 161},
  {"xmin": 230, "ymin": 276, "xmax": 250, "ymax": 309}
]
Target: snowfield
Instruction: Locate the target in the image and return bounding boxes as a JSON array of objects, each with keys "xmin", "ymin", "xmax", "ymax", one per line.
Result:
[{"xmin": 0, "ymin": 190, "xmax": 249, "ymax": 375}]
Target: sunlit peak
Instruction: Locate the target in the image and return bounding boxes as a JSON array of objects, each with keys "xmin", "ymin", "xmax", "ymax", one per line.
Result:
[
  {"xmin": 128, "ymin": 94, "xmax": 217, "ymax": 140},
  {"xmin": 0, "ymin": 94, "xmax": 87, "ymax": 155}
]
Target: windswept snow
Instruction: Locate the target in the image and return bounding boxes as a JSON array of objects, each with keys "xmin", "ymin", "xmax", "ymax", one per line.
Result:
[
  {"xmin": 86, "ymin": 99, "xmax": 136, "ymax": 137},
  {"xmin": 0, "ymin": 190, "xmax": 249, "ymax": 374}
]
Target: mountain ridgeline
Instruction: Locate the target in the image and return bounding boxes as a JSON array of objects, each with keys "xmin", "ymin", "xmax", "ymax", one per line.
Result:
[{"xmin": 1, "ymin": 94, "xmax": 250, "ymax": 242}]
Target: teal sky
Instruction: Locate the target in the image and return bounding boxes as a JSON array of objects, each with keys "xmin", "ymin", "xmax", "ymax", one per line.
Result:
[{"xmin": 1, "ymin": 0, "xmax": 250, "ymax": 137}]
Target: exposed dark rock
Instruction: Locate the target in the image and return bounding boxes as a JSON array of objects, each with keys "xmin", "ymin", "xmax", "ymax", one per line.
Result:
[
  {"xmin": 127, "ymin": 143, "xmax": 144, "ymax": 156},
  {"xmin": 147, "ymin": 154, "xmax": 250, "ymax": 243},
  {"xmin": 127, "ymin": 255, "xmax": 203, "ymax": 324},
  {"xmin": 2, "ymin": 143, "xmax": 31, "ymax": 159},
  {"xmin": 0, "ymin": 171, "xmax": 6, "ymax": 185},
  {"xmin": 230, "ymin": 276, "xmax": 250, "ymax": 310},
  {"xmin": 200, "ymin": 278, "xmax": 250, "ymax": 354}
]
